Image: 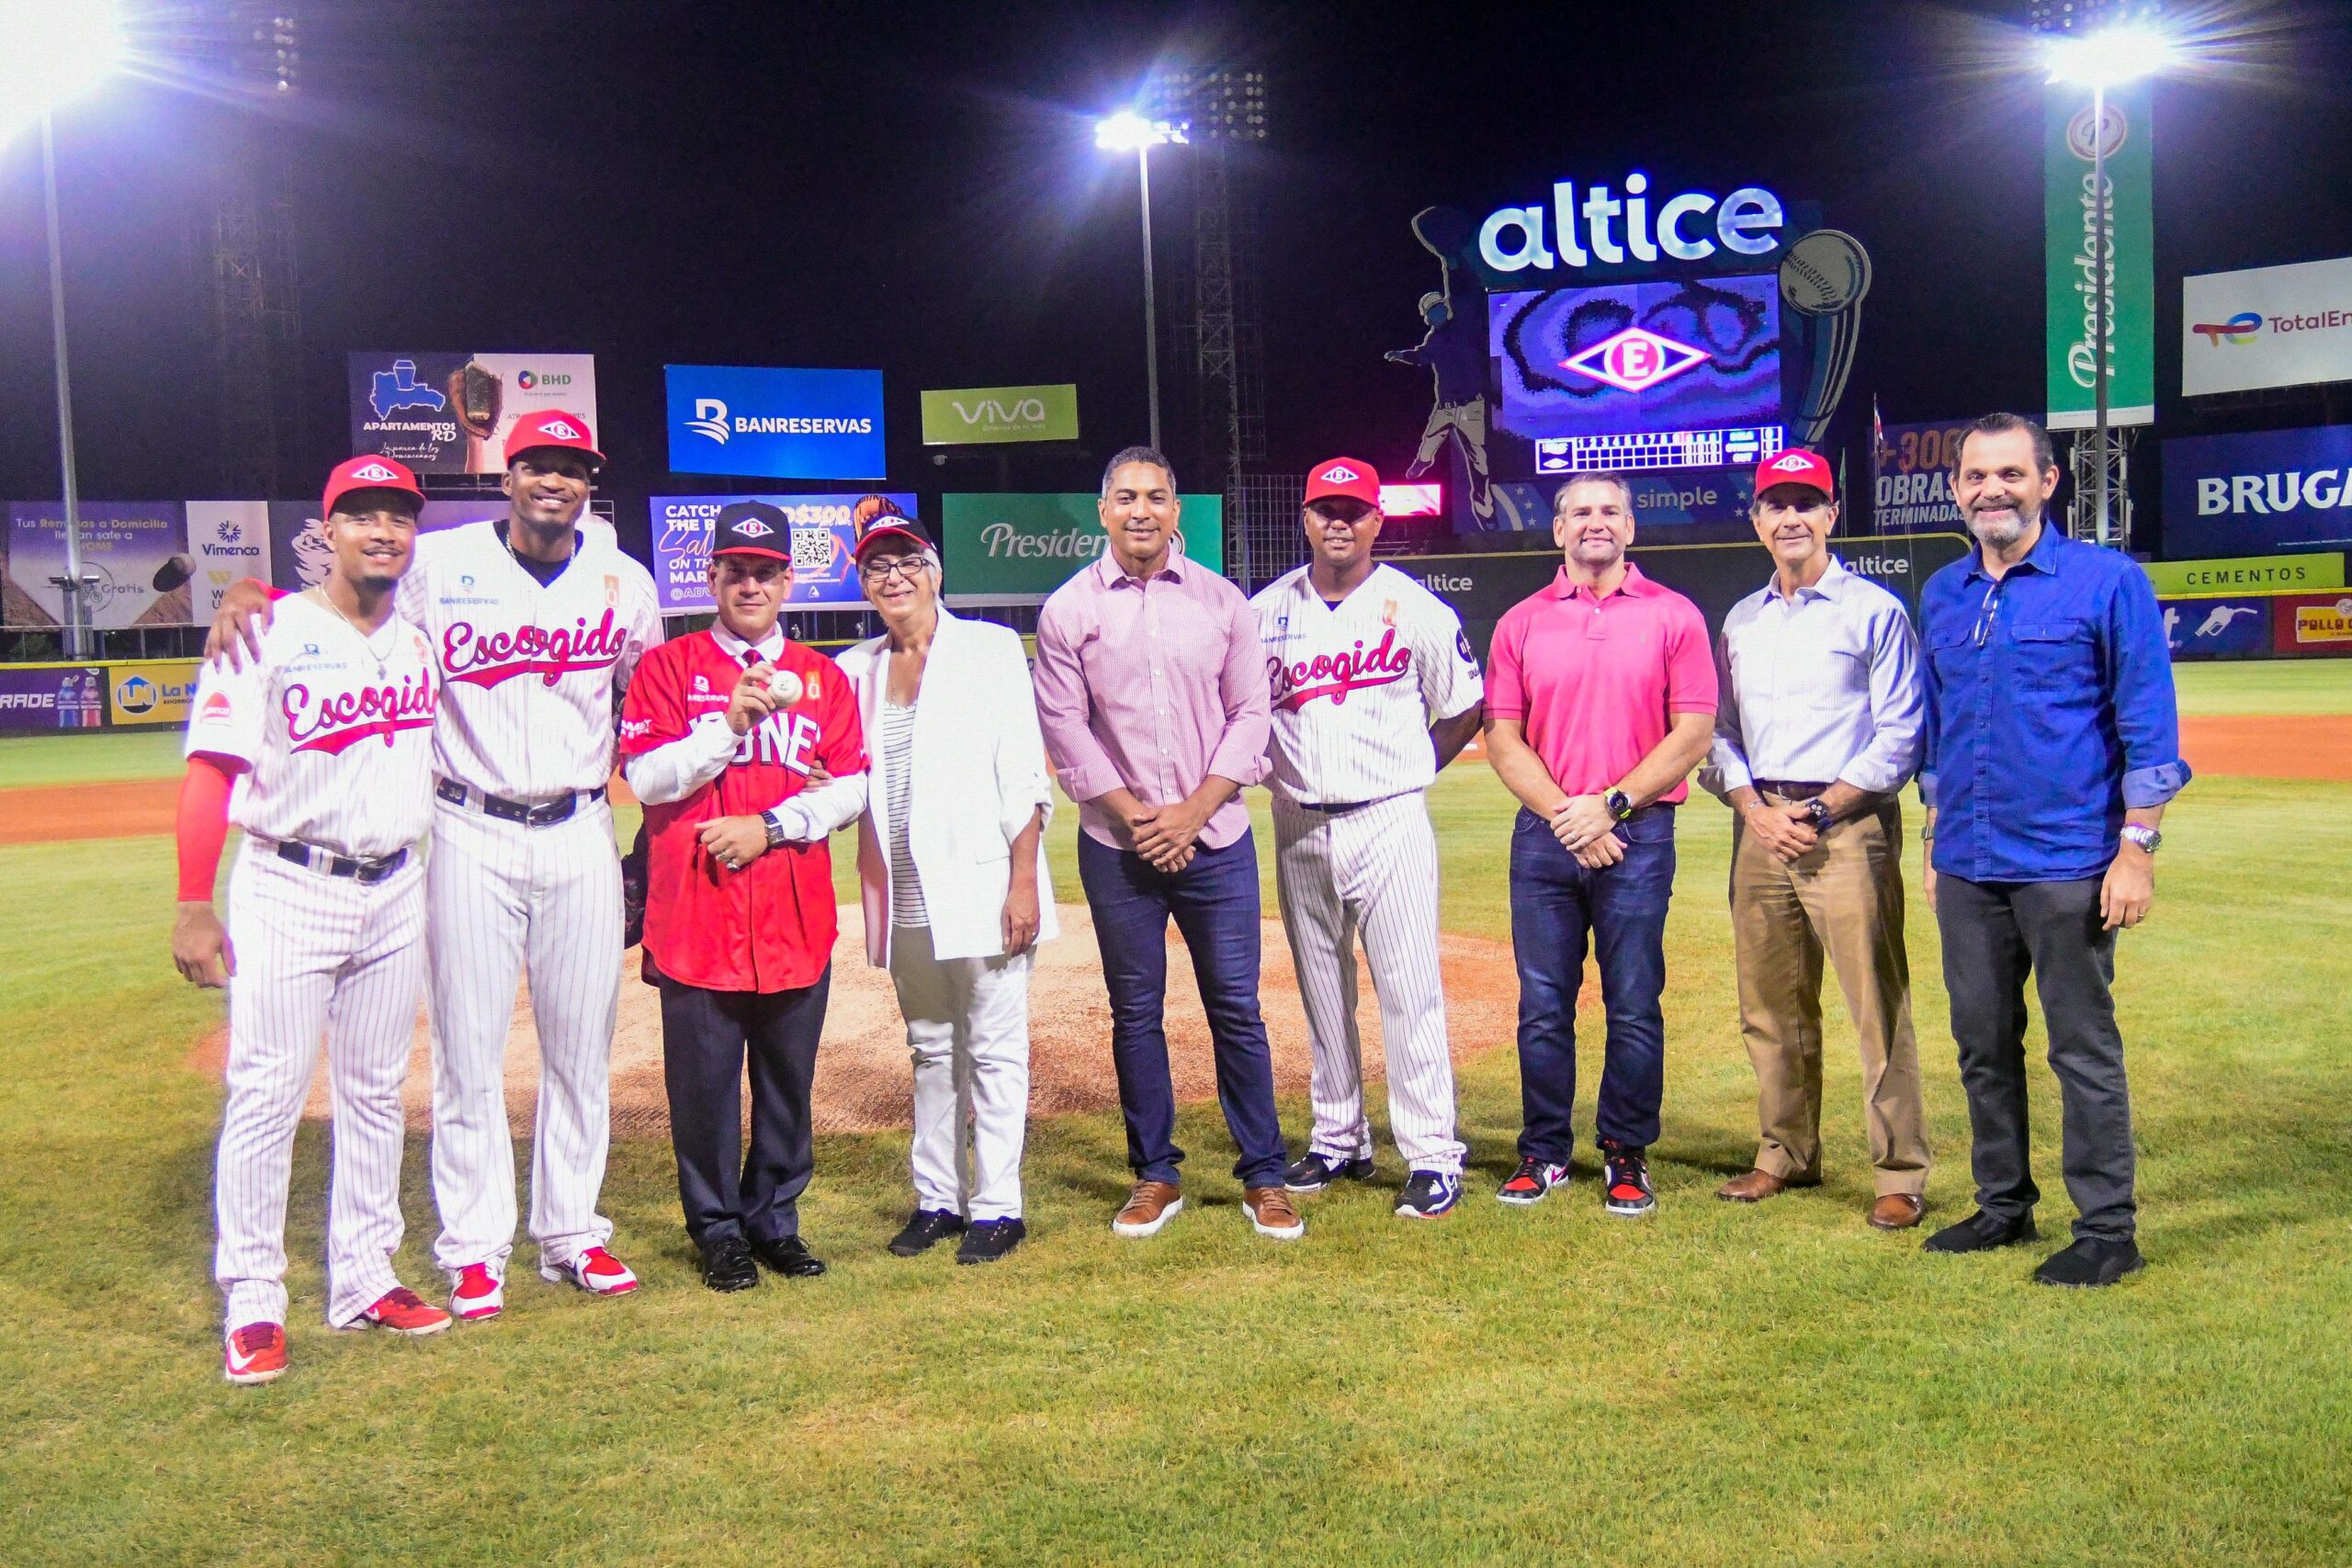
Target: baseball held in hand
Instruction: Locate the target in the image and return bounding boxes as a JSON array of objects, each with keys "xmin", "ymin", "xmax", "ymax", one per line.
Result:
[{"xmin": 766, "ymin": 669, "xmax": 803, "ymax": 706}]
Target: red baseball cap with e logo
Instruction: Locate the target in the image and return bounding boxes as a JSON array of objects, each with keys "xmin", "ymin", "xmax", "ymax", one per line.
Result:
[
  {"xmin": 1304, "ymin": 456, "xmax": 1382, "ymax": 508},
  {"xmin": 322, "ymin": 455, "xmax": 426, "ymax": 520},
  {"xmin": 1754, "ymin": 448, "xmax": 1834, "ymax": 499},
  {"xmin": 504, "ymin": 409, "xmax": 606, "ymax": 468}
]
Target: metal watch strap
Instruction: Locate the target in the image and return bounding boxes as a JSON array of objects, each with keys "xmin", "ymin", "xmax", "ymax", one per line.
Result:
[{"xmin": 761, "ymin": 809, "xmax": 789, "ymax": 850}]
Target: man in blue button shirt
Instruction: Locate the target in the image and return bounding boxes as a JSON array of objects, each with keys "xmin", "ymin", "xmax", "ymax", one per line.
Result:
[{"xmin": 1917, "ymin": 412, "xmax": 2188, "ymax": 1288}]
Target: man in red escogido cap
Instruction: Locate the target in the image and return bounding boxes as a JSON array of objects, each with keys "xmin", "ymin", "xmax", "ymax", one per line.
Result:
[{"xmin": 205, "ymin": 411, "xmax": 665, "ymax": 1321}]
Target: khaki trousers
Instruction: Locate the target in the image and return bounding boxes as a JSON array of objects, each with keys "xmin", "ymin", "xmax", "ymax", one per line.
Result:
[{"xmin": 1730, "ymin": 796, "xmax": 1929, "ymax": 1196}]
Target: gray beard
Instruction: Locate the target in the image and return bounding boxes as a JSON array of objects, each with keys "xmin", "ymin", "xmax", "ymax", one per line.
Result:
[{"xmin": 1968, "ymin": 508, "xmax": 2033, "ymax": 552}]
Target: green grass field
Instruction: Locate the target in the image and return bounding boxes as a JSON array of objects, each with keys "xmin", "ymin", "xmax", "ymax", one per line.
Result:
[{"xmin": 3, "ymin": 663, "xmax": 2349, "ymax": 1563}]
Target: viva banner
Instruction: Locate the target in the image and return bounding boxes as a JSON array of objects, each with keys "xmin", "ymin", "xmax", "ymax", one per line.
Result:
[
  {"xmin": 940, "ymin": 493, "xmax": 1226, "ymax": 605},
  {"xmin": 2046, "ymin": 83, "xmax": 2154, "ymax": 430}
]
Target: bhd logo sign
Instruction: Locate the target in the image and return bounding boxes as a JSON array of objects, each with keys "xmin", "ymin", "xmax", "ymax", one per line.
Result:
[
  {"xmin": 666, "ymin": 366, "xmax": 886, "ymax": 479},
  {"xmin": 1561, "ymin": 326, "xmax": 1707, "ymax": 393}
]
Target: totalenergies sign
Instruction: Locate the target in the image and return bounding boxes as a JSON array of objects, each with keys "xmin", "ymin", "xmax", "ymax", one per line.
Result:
[{"xmin": 1477, "ymin": 175, "xmax": 1787, "ymax": 275}]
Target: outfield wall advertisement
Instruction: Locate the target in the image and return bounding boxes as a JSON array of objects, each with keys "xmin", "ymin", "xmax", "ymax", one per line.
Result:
[
  {"xmin": 2161, "ymin": 426, "xmax": 2352, "ymax": 559},
  {"xmin": 648, "ymin": 493, "xmax": 918, "ymax": 613},
  {"xmin": 0, "ymin": 666, "xmax": 106, "ymax": 733},
  {"xmin": 108, "ymin": 659, "xmax": 202, "ymax": 727},
  {"xmin": 2272, "ymin": 592, "xmax": 2352, "ymax": 657},
  {"xmin": 940, "ymin": 493, "xmax": 1226, "ymax": 604},
  {"xmin": 2182, "ymin": 257, "xmax": 2352, "ymax": 397},
  {"xmin": 5, "ymin": 502, "xmax": 191, "ymax": 629},
  {"xmin": 348, "ymin": 352, "xmax": 598, "ymax": 475}
]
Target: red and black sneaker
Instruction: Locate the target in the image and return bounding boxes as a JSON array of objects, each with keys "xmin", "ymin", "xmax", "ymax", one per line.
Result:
[
  {"xmin": 1600, "ymin": 1139, "xmax": 1656, "ymax": 1217},
  {"xmin": 1496, "ymin": 1156, "xmax": 1571, "ymax": 1207}
]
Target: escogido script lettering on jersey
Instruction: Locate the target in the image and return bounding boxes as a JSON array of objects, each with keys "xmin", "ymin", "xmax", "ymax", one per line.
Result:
[
  {"xmin": 1478, "ymin": 174, "xmax": 1786, "ymax": 274},
  {"xmin": 284, "ymin": 669, "xmax": 439, "ymax": 754},
  {"xmin": 443, "ymin": 609, "xmax": 631, "ymax": 688},
  {"xmin": 1270, "ymin": 627, "xmax": 1418, "ymax": 712}
]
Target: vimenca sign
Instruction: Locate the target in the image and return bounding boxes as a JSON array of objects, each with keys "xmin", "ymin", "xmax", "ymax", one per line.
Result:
[{"xmin": 1478, "ymin": 175, "xmax": 1786, "ymax": 274}]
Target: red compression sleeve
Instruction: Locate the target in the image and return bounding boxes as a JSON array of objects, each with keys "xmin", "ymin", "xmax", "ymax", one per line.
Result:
[
  {"xmin": 175, "ymin": 757, "xmax": 238, "ymax": 902},
  {"xmin": 248, "ymin": 577, "xmax": 288, "ymax": 602}
]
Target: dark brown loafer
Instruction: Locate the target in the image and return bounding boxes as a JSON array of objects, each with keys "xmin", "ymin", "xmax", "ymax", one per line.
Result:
[{"xmin": 1869, "ymin": 1193, "xmax": 1926, "ymax": 1231}]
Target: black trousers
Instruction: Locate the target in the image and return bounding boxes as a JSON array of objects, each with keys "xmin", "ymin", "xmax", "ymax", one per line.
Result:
[
  {"xmin": 657, "ymin": 967, "xmax": 829, "ymax": 1247},
  {"xmin": 1935, "ymin": 874, "xmax": 2135, "ymax": 1241}
]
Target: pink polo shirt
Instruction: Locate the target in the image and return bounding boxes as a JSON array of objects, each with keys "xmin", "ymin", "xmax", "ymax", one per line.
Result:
[{"xmin": 1486, "ymin": 561, "xmax": 1717, "ymax": 802}]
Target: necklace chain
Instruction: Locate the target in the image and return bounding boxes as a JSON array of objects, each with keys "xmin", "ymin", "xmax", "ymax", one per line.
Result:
[{"xmin": 307, "ymin": 587, "xmax": 398, "ymax": 668}]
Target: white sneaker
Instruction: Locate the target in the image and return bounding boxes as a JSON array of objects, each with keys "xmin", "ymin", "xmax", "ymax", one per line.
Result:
[
  {"xmin": 538, "ymin": 1246, "xmax": 639, "ymax": 1296},
  {"xmin": 449, "ymin": 1262, "xmax": 503, "ymax": 1322}
]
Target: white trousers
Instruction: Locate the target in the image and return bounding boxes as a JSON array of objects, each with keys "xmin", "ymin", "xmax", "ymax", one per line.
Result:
[
  {"xmin": 1272, "ymin": 792, "xmax": 1464, "ymax": 1175},
  {"xmin": 425, "ymin": 796, "xmax": 622, "ymax": 1275},
  {"xmin": 216, "ymin": 847, "xmax": 426, "ymax": 1332},
  {"xmin": 888, "ymin": 925, "xmax": 1032, "ymax": 1223}
]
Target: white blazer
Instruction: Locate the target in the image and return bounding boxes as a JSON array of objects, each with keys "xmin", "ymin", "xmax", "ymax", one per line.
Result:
[{"xmin": 836, "ymin": 610, "xmax": 1057, "ymax": 967}]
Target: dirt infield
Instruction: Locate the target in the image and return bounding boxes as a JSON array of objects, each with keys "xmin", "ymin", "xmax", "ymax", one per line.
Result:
[{"xmin": 186, "ymin": 902, "xmax": 1525, "ymax": 1137}]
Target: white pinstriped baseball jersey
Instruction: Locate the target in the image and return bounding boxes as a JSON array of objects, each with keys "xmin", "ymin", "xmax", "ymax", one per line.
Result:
[
  {"xmin": 395, "ymin": 521, "xmax": 662, "ymax": 798},
  {"xmin": 1250, "ymin": 562, "xmax": 1484, "ymax": 805},
  {"xmin": 185, "ymin": 593, "xmax": 439, "ymax": 859}
]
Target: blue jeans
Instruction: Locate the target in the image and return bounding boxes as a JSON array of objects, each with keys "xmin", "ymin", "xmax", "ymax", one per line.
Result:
[
  {"xmin": 1078, "ymin": 829, "xmax": 1288, "ymax": 1188},
  {"xmin": 1510, "ymin": 805, "xmax": 1678, "ymax": 1160}
]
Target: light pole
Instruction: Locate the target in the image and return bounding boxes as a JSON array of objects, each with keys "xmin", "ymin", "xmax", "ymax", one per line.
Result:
[
  {"xmin": 4, "ymin": 0, "xmax": 125, "ymax": 659},
  {"xmin": 2047, "ymin": 23, "xmax": 2171, "ymax": 549},
  {"xmin": 1094, "ymin": 110, "xmax": 1186, "ymax": 454}
]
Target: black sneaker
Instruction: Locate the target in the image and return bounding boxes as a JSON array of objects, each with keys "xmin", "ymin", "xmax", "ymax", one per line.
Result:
[
  {"xmin": 888, "ymin": 1209, "xmax": 967, "ymax": 1258},
  {"xmin": 956, "ymin": 1217, "xmax": 1027, "ymax": 1265},
  {"xmin": 698, "ymin": 1233, "xmax": 759, "ymax": 1292},
  {"xmin": 1600, "ymin": 1140, "xmax": 1656, "ymax": 1217},
  {"xmin": 1922, "ymin": 1210, "xmax": 2039, "ymax": 1255},
  {"xmin": 1496, "ymin": 1155, "xmax": 1570, "ymax": 1206},
  {"xmin": 1395, "ymin": 1170, "xmax": 1463, "ymax": 1219},
  {"xmin": 2033, "ymin": 1235, "xmax": 2144, "ymax": 1288},
  {"xmin": 1283, "ymin": 1151, "xmax": 1376, "ymax": 1193}
]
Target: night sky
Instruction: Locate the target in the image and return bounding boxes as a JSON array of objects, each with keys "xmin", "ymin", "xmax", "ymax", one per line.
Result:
[{"xmin": 2, "ymin": 0, "xmax": 2348, "ymax": 558}]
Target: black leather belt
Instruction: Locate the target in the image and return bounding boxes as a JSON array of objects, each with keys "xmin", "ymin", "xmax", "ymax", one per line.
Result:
[
  {"xmin": 436, "ymin": 777, "xmax": 606, "ymax": 826},
  {"xmin": 1755, "ymin": 780, "xmax": 1832, "ymax": 800},
  {"xmin": 271, "ymin": 840, "xmax": 409, "ymax": 884},
  {"xmin": 1291, "ymin": 792, "xmax": 1402, "ymax": 815}
]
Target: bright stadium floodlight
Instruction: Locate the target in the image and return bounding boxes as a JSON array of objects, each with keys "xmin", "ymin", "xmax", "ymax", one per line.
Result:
[
  {"xmin": 1093, "ymin": 111, "xmax": 1188, "ymax": 450},
  {"xmin": 2045, "ymin": 22, "xmax": 2175, "ymax": 87},
  {"xmin": 1, "ymin": 0, "xmax": 125, "ymax": 660}
]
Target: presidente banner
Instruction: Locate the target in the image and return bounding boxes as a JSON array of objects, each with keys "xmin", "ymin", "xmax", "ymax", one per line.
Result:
[
  {"xmin": 940, "ymin": 493, "xmax": 1226, "ymax": 604},
  {"xmin": 2161, "ymin": 425, "xmax": 2352, "ymax": 559},
  {"xmin": 2046, "ymin": 83, "xmax": 2154, "ymax": 429},
  {"xmin": 108, "ymin": 659, "xmax": 202, "ymax": 728},
  {"xmin": 920, "ymin": 384, "xmax": 1080, "ymax": 446},
  {"xmin": 2183, "ymin": 257, "xmax": 2352, "ymax": 397},
  {"xmin": 185, "ymin": 502, "xmax": 271, "ymax": 622},
  {"xmin": 266, "ymin": 500, "xmax": 512, "ymax": 592},
  {"xmin": 1872, "ymin": 420, "xmax": 1971, "ymax": 534},
  {"xmin": 665, "ymin": 366, "xmax": 885, "ymax": 479},
  {"xmin": 348, "ymin": 353, "xmax": 599, "ymax": 475},
  {"xmin": 647, "ymin": 492, "xmax": 918, "ymax": 613},
  {"xmin": 0, "ymin": 666, "xmax": 107, "ymax": 733},
  {"xmin": 4, "ymin": 502, "xmax": 190, "ymax": 628}
]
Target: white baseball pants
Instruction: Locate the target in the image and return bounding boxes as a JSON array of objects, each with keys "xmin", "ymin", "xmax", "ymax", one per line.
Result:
[
  {"xmin": 425, "ymin": 796, "xmax": 622, "ymax": 1276},
  {"xmin": 215, "ymin": 847, "xmax": 426, "ymax": 1332},
  {"xmin": 1272, "ymin": 792, "xmax": 1464, "ymax": 1176},
  {"xmin": 888, "ymin": 925, "xmax": 1032, "ymax": 1223}
]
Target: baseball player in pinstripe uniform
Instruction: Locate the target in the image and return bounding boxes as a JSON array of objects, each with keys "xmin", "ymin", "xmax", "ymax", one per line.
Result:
[
  {"xmin": 209, "ymin": 412, "xmax": 662, "ymax": 1321},
  {"xmin": 1251, "ymin": 457, "xmax": 1486, "ymax": 1218},
  {"xmin": 175, "ymin": 457, "xmax": 451, "ymax": 1385}
]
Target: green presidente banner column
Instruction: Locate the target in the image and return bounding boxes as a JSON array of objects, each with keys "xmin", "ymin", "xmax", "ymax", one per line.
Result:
[
  {"xmin": 2045, "ymin": 81, "xmax": 2155, "ymax": 430},
  {"xmin": 940, "ymin": 492, "xmax": 1225, "ymax": 605}
]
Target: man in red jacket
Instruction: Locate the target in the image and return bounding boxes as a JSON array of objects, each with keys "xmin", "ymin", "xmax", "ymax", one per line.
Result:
[{"xmin": 618, "ymin": 502, "xmax": 869, "ymax": 1291}]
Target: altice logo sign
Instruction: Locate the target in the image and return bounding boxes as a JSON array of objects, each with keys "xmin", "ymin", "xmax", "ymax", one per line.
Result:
[{"xmin": 1477, "ymin": 174, "xmax": 1786, "ymax": 274}]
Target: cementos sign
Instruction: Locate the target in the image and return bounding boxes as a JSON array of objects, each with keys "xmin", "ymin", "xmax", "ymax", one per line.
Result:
[
  {"xmin": 2183, "ymin": 257, "xmax": 2352, "ymax": 397},
  {"xmin": 665, "ymin": 366, "xmax": 886, "ymax": 480},
  {"xmin": 1477, "ymin": 173, "xmax": 1785, "ymax": 275},
  {"xmin": 2161, "ymin": 425, "xmax": 2352, "ymax": 559}
]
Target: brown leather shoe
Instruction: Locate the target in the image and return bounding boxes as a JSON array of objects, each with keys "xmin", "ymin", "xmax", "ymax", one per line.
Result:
[
  {"xmin": 1715, "ymin": 1169, "xmax": 1792, "ymax": 1203},
  {"xmin": 1111, "ymin": 1180, "xmax": 1183, "ymax": 1237},
  {"xmin": 1242, "ymin": 1186, "xmax": 1306, "ymax": 1241},
  {"xmin": 1869, "ymin": 1193, "xmax": 1926, "ymax": 1230}
]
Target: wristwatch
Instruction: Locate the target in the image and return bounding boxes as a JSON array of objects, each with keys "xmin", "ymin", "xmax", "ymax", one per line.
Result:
[
  {"xmin": 761, "ymin": 808, "xmax": 790, "ymax": 850},
  {"xmin": 1604, "ymin": 789, "xmax": 1634, "ymax": 822},
  {"xmin": 1804, "ymin": 797, "xmax": 1833, "ymax": 833},
  {"xmin": 2120, "ymin": 824, "xmax": 2162, "ymax": 854}
]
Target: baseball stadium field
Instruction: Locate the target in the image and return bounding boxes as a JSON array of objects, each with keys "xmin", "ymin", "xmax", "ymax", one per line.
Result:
[{"xmin": 2, "ymin": 659, "xmax": 2347, "ymax": 1564}]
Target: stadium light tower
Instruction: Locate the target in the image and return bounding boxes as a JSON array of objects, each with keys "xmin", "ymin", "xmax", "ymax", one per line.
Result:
[
  {"xmin": 2046, "ymin": 21, "xmax": 2174, "ymax": 548},
  {"xmin": 1094, "ymin": 110, "xmax": 1188, "ymax": 452},
  {"xmin": 2, "ymin": 0, "xmax": 127, "ymax": 659}
]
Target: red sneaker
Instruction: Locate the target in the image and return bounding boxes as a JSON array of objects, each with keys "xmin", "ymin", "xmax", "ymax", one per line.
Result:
[
  {"xmin": 450, "ymin": 1263, "xmax": 503, "ymax": 1322},
  {"xmin": 224, "ymin": 1322, "xmax": 288, "ymax": 1386},
  {"xmin": 540, "ymin": 1246, "xmax": 639, "ymax": 1296},
  {"xmin": 359, "ymin": 1285, "xmax": 453, "ymax": 1336}
]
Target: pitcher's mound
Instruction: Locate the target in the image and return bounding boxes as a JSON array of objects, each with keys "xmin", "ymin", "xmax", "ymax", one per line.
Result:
[{"xmin": 188, "ymin": 903, "xmax": 1521, "ymax": 1136}]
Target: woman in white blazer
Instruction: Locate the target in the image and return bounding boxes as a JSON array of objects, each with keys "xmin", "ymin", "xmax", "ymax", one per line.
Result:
[{"xmin": 834, "ymin": 515, "xmax": 1055, "ymax": 1265}]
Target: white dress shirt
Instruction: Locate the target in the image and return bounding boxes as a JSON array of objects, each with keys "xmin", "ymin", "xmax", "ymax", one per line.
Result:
[{"xmin": 1702, "ymin": 557, "xmax": 1924, "ymax": 799}]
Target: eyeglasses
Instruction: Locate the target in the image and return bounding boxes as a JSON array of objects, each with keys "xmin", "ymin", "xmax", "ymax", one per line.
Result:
[
  {"xmin": 859, "ymin": 557, "xmax": 931, "ymax": 584},
  {"xmin": 1972, "ymin": 579, "xmax": 2004, "ymax": 648}
]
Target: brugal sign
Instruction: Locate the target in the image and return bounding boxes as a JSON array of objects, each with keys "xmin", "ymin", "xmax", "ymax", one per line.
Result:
[{"xmin": 1478, "ymin": 174, "xmax": 1787, "ymax": 274}]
